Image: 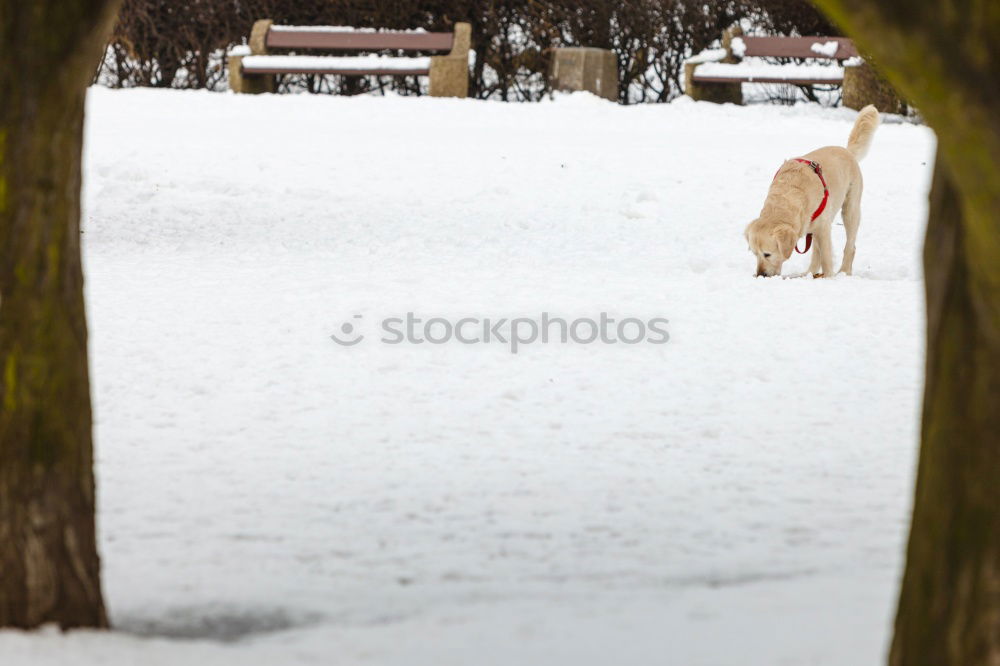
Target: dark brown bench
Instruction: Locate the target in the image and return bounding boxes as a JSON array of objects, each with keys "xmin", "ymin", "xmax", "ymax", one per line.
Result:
[
  {"xmin": 684, "ymin": 29, "xmax": 859, "ymax": 104},
  {"xmin": 229, "ymin": 20, "xmax": 471, "ymax": 98}
]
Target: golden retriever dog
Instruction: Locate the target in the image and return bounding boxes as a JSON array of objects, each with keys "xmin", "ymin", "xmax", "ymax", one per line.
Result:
[{"xmin": 745, "ymin": 105, "xmax": 880, "ymax": 278}]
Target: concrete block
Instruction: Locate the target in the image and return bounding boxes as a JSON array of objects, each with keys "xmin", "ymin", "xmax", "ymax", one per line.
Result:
[{"xmin": 549, "ymin": 47, "xmax": 619, "ymax": 102}]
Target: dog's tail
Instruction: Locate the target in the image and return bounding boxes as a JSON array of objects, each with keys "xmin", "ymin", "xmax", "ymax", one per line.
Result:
[{"xmin": 846, "ymin": 104, "xmax": 880, "ymax": 161}]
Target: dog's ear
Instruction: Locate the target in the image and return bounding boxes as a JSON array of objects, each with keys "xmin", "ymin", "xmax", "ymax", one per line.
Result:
[{"xmin": 776, "ymin": 227, "xmax": 796, "ymax": 259}]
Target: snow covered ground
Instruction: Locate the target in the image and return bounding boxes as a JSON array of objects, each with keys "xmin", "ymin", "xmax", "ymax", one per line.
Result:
[{"xmin": 1, "ymin": 88, "xmax": 935, "ymax": 664}]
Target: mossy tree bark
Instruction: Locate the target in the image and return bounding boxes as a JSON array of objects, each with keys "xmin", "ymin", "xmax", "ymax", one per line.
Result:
[
  {"xmin": 1, "ymin": 0, "xmax": 121, "ymax": 628},
  {"xmin": 810, "ymin": 1, "xmax": 1000, "ymax": 664}
]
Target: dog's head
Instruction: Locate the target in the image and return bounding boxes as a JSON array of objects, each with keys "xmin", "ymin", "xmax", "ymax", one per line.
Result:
[{"xmin": 744, "ymin": 219, "xmax": 796, "ymax": 277}]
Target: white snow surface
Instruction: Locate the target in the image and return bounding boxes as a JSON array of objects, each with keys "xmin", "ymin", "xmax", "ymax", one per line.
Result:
[
  {"xmin": 730, "ymin": 36, "xmax": 747, "ymax": 58},
  {"xmin": 241, "ymin": 54, "xmax": 432, "ymax": 73},
  {"xmin": 694, "ymin": 60, "xmax": 846, "ymax": 81},
  {"xmin": 810, "ymin": 40, "xmax": 842, "ymax": 57},
  {"xmin": 0, "ymin": 88, "xmax": 934, "ymax": 665},
  {"xmin": 685, "ymin": 47, "xmax": 727, "ymax": 64}
]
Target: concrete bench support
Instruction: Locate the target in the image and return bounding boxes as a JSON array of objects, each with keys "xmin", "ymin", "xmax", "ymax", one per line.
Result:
[
  {"xmin": 229, "ymin": 19, "xmax": 275, "ymax": 94},
  {"xmin": 684, "ymin": 61, "xmax": 742, "ymax": 104},
  {"xmin": 548, "ymin": 47, "xmax": 619, "ymax": 101},
  {"xmin": 685, "ymin": 27, "xmax": 743, "ymax": 104},
  {"xmin": 843, "ymin": 61, "xmax": 907, "ymax": 114},
  {"xmin": 429, "ymin": 22, "xmax": 470, "ymax": 98}
]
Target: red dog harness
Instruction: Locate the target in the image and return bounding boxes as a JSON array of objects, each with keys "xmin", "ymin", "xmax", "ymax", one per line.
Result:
[{"xmin": 774, "ymin": 158, "xmax": 829, "ymax": 254}]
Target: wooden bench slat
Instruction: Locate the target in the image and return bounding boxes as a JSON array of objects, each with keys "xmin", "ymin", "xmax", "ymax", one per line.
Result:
[
  {"xmin": 741, "ymin": 36, "xmax": 859, "ymax": 60},
  {"xmin": 266, "ymin": 26, "xmax": 454, "ymax": 52}
]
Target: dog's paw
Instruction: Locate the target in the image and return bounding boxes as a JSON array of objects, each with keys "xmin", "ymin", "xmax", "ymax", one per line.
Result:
[{"xmin": 812, "ymin": 272, "xmax": 826, "ymax": 279}]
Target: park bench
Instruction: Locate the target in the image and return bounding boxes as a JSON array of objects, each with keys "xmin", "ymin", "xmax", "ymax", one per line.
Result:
[
  {"xmin": 684, "ymin": 30, "xmax": 859, "ymax": 105},
  {"xmin": 229, "ymin": 20, "xmax": 471, "ymax": 98}
]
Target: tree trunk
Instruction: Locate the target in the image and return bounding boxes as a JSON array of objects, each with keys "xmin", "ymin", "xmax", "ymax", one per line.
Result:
[
  {"xmin": 0, "ymin": 0, "xmax": 121, "ymax": 628},
  {"xmin": 810, "ymin": 1, "xmax": 1000, "ymax": 664},
  {"xmin": 892, "ymin": 152, "xmax": 1000, "ymax": 664}
]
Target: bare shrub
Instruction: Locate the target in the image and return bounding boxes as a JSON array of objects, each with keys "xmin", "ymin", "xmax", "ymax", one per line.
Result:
[{"xmin": 101, "ymin": 0, "xmax": 841, "ymax": 103}]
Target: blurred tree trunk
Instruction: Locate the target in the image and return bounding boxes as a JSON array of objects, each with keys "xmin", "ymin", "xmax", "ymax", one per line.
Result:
[
  {"xmin": 811, "ymin": 1, "xmax": 1000, "ymax": 664},
  {"xmin": 0, "ymin": 0, "xmax": 121, "ymax": 628}
]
